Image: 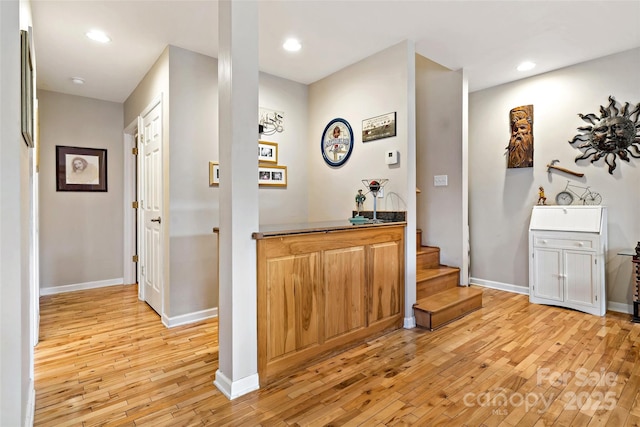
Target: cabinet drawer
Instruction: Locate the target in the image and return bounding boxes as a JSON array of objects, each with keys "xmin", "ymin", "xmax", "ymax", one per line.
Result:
[{"xmin": 534, "ymin": 237, "xmax": 593, "ymax": 249}]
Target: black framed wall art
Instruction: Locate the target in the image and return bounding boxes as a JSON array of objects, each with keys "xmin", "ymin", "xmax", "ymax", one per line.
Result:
[{"xmin": 56, "ymin": 146, "xmax": 108, "ymax": 192}]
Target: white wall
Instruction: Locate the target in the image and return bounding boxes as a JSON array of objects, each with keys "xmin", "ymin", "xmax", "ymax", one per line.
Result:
[
  {"xmin": 259, "ymin": 73, "xmax": 309, "ymax": 224},
  {"xmin": 415, "ymin": 54, "xmax": 466, "ymax": 277},
  {"xmin": 168, "ymin": 46, "xmax": 219, "ymax": 316},
  {"xmin": 38, "ymin": 91, "xmax": 124, "ymax": 289},
  {"xmin": 307, "ymin": 42, "xmax": 411, "ymax": 221},
  {"xmin": 125, "ymin": 46, "xmax": 309, "ymax": 319},
  {"xmin": 469, "ymin": 48, "xmax": 640, "ymax": 307},
  {"xmin": 307, "ymin": 40, "xmax": 418, "ymax": 326},
  {"xmin": 1, "ymin": 0, "xmax": 33, "ymax": 424}
]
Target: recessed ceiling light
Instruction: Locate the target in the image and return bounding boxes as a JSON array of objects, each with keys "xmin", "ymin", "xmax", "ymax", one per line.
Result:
[
  {"xmin": 517, "ymin": 61, "xmax": 536, "ymax": 72},
  {"xmin": 86, "ymin": 30, "xmax": 111, "ymax": 43},
  {"xmin": 71, "ymin": 77, "xmax": 85, "ymax": 85},
  {"xmin": 283, "ymin": 38, "xmax": 301, "ymax": 52}
]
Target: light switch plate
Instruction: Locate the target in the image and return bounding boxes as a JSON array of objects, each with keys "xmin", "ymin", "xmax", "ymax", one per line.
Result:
[{"xmin": 434, "ymin": 175, "xmax": 448, "ymax": 186}]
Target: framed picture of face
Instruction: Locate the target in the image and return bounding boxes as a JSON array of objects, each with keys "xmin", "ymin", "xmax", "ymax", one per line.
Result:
[{"xmin": 56, "ymin": 146, "xmax": 107, "ymax": 192}]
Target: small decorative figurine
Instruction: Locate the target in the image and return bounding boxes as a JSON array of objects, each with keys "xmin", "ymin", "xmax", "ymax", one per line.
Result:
[
  {"xmin": 537, "ymin": 186, "xmax": 547, "ymax": 205},
  {"xmin": 355, "ymin": 189, "xmax": 366, "ymax": 214}
]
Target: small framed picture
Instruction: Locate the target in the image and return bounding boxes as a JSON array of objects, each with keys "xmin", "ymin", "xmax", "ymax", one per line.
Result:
[
  {"xmin": 56, "ymin": 146, "xmax": 107, "ymax": 192},
  {"xmin": 258, "ymin": 141, "xmax": 278, "ymax": 164},
  {"xmin": 209, "ymin": 161, "xmax": 219, "ymax": 186},
  {"xmin": 259, "ymin": 165, "xmax": 287, "ymax": 187},
  {"xmin": 21, "ymin": 29, "xmax": 34, "ymax": 147},
  {"xmin": 362, "ymin": 112, "xmax": 397, "ymax": 142}
]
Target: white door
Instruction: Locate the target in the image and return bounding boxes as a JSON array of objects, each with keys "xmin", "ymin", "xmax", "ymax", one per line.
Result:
[{"xmin": 139, "ymin": 98, "xmax": 163, "ymax": 315}]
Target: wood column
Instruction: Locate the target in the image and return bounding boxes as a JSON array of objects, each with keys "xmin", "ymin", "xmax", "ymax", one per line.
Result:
[{"xmin": 214, "ymin": 0, "xmax": 260, "ymax": 399}]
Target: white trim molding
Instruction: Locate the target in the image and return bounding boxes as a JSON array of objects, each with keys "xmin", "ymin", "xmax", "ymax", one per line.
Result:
[
  {"xmin": 40, "ymin": 278, "xmax": 125, "ymax": 296},
  {"xmin": 162, "ymin": 307, "xmax": 218, "ymax": 328},
  {"xmin": 404, "ymin": 316, "xmax": 416, "ymax": 329},
  {"xmin": 607, "ymin": 301, "xmax": 632, "ymax": 314},
  {"xmin": 25, "ymin": 380, "xmax": 35, "ymax": 427},
  {"xmin": 470, "ymin": 277, "xmax": 529, "ymax": 295},
  {"xmin": 471, "ymin": 277, "xmax": 632, "ymax": 314},
  {"xmin": 213, "ymin": 369, "xmax": 260, "ymax": 400}
]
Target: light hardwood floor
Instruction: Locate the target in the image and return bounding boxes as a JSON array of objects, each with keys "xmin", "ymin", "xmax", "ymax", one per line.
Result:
[{"xmin": 35, "ymin": 285, "xmax": 640, "ymax": 426}]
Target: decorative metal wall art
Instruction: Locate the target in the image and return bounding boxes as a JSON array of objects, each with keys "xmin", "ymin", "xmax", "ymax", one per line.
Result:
[
  {"xmin": 258, "ymin": 107, "xmax": 284, "ymax": 136},
  {"xmin": 569, "ymin": 96, "xmax": 640, "ymax": 174},
  {"xmin": 506, "ymin": 105, "xmax": 534, "ymax": 168}
]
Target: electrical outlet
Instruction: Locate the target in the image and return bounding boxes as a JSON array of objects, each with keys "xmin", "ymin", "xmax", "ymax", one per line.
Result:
[
  {"xmin": 434, "ymin": 175, "xmax": 448, "ymax": 187},
  {"xmin": 377, "ymin": 189, "xmax": 384, "ymax": 198}
]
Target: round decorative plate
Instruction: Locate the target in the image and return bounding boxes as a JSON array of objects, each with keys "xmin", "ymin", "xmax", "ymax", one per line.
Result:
[{"xmin": 321, "ymin": 118, "xmax": 354, "ymax": 167}]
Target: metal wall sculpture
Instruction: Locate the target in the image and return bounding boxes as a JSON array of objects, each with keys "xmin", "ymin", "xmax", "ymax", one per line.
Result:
[
  {"xmin": 506, "ymin": 105, "xmax": 534, "ymax": 168},
  {"xmin": 569, "ymin": 96, "xmax": 640, "ymax": 174}
]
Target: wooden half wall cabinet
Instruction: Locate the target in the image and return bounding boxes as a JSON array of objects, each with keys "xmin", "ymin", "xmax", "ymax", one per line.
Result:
[{"xmin": 254, "ymin": 223, "xmax": 405, "ymax": 386}]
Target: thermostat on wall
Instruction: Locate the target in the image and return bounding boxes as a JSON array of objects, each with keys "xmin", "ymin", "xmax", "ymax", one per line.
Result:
[{"xmin": 386, "ymin": 150, "xmax": 399, "ymax": 165}]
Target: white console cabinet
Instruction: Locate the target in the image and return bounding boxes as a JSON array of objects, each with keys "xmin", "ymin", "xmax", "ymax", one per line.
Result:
[{"xmin": 529, "ymin": 206, "xmax": 607, "ymax": 316}]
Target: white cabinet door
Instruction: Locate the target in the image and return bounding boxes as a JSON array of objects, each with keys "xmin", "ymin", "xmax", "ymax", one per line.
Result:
[
  {"xmin": 564, "ymin": 250, "xmax": 596, "ymax": 308},
  {"xmin": 532, "ymin": 247, "xmax": 563, "ymax": 302}
]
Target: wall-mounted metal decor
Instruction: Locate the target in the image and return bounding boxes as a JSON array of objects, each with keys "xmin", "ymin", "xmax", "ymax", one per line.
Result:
[
  {"xmin": 258, "ymin": 107, "xmax": 284, "ymax": 136},
  {"xmin": 569, "ymin": 96, "xmax": 640, "ymax": 174},
  {"xmin": 506, "ymin": 105, "xmax": 534, "ymax": 168}
]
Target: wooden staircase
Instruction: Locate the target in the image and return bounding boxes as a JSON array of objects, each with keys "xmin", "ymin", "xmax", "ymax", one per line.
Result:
[{"xmin": 413, "ymin": 229, "xmax": 482, "ymax": 330}]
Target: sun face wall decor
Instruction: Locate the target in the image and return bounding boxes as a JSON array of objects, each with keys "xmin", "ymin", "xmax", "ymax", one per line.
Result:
[{"xmin": 569, "ymin": 96, "xmax": 640, "ymax": 174}]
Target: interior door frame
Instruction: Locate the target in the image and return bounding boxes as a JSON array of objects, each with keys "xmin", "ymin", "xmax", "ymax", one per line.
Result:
[
  {"xmin": 123, "ymin": 120, "xmax": 138, "ymax": 293},
  {"xmin": 123, "ymin": 95, "xmax": 164, "ymax": 307}
]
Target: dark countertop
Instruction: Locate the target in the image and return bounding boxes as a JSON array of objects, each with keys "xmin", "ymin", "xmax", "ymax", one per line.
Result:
[
  {"xmin": 252, "ymin": 220, "xmax": 406, "ymax": 239},
  {"xmin": 213, "ymin": 220, "xmax": 406, "ymax": 239}
]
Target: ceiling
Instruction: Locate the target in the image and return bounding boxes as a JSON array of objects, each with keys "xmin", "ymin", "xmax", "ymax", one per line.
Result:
[{"xmin": 32, "ymin": 1, "xmax": 640, "ymax": 104}]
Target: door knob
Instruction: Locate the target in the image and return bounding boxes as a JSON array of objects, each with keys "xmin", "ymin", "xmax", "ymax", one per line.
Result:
[{"xmin": 151, "ymin": 217, "xmax": 161, "ymax": 224}]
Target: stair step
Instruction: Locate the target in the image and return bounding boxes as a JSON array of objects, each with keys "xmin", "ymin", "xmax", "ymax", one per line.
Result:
[
  {"xmin": 413, "ymin": 287, "xmax": 483, "ymax": 330},
  {"xmin": 416, "ymin": 266, "xmax": 460, "ymax": 299},
  {"xmin": 417, "ymin": 246, "xmax": 440, "ymax": 269}
]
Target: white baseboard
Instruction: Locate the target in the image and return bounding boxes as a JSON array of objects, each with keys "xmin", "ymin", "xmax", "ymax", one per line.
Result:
[
  {"xmin": 162, "ymin": 307, "xmax": 218, "ymax": 328},
  {"xmin": 213, "ymin": 369, "xmax": 260, "ymax": 400},
  {"xmin": 470, "ymin": 277, "xmax": 529, "ymax": 295},
  {"xmin": 40, "ymin": 278, "xmax": 124, "ymax": 296},
  {"xmin": 25, "ymin": 379, "xmax": 34, "ymax": 427},
  {"xmin": 471, "ymin": 277, "xmax": 632, "ymax": 314},
  {"xmin": 404, "ymin": 316, "xmax": 416, "ymax": 329},
  {"xmin": 607, "ymin": 301, "xmax": 632, "ymax": 314}
]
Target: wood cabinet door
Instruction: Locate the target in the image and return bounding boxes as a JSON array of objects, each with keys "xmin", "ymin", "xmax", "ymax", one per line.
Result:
[
  {"xmin": 265, "ymin": 253, "xmax": 320, "ymax": 361},
  {"xmin": 368, "ymin": 241, "xmax": 402, "ymax": 325},
  {"xmin": 323, "ymin": 247, "xmax": 366, "ymax": 341}
]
